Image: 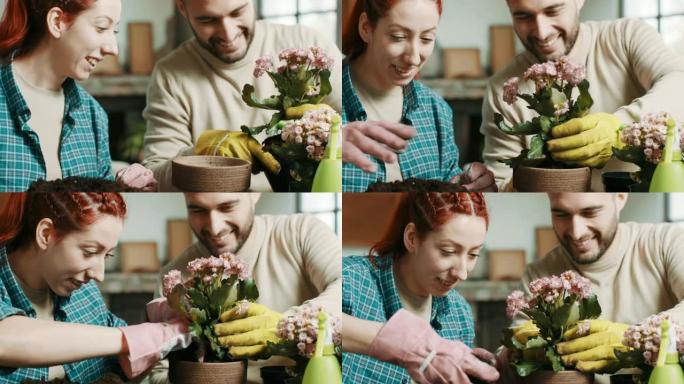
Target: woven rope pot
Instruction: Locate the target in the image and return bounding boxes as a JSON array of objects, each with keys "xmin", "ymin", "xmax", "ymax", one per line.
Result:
[
  {"xmin": 169, "ymin": 359, "xmax": 247, "ymax": 384},
  {"xmin": 172, "ymin": 156, "xmax": 251, "ymax": 192},
  {"xmin": 526, "ymin": 370, "xmax": 594, "ymax": 384},
  {"xmin": 513, "ymin": 165, "xmax": 591, "ymax": 192}
]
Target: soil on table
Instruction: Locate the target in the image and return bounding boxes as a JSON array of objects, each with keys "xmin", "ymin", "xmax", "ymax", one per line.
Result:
[{"xmin": 366, "ymin": 178, "xmax": 467, "ymax": 192}]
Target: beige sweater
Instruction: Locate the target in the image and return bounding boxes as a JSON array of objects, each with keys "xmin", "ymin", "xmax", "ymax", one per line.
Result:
[
  {"xmin": 142, "ymin": 21, "xmax": 343, "ymax": 191},
  {"xmin": 481, "ymin": 19, "xmax": 684, "ymax": 191},
  {"xmin": 150, "ymin": 214, "xmax": 342, "ymax": 384}
]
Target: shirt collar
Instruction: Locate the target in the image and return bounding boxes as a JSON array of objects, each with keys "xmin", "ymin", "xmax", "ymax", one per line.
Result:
[
  {"xmin": 342, "ymin": 61, "xmax": 422, "ymax": 122},
  {"xmin": 0, "ymin": 246, "xmax": 36, "ymax": 317},
  {"xmin": 374, "ymin": 255, "xmax": 450, "ymax": 325}
]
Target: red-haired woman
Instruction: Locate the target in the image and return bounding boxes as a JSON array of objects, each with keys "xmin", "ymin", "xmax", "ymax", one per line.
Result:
[
  {"xmin": 341, "ymin": 0, "xmax": 496, "ymax": 192},
  {"xmin": 0, "ymin": 0, "xmax": 156, "ymax": 191},
  {"xmin": 342, "ymin": 192, "xmax": 500, "ymax": 383},
  {"xmin": 0, "ymin": 186, "xmax": 188, "ymax": 382}
]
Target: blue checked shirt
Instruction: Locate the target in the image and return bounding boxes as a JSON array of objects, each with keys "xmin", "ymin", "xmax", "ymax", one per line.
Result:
[
  {"xmin": 342, "ymin": 255, "xmax": 475, "ymax": 384},
  {"xmin": 342, "ymin": 62, "xmax": 462, "ymax": 192},
  {"xmin": 0, "ymin": 63, "xmax": 114, "ymax": 191},
  {"xmin": 0, "ymin": 246, "xmax": 126, "ymax": 383}
]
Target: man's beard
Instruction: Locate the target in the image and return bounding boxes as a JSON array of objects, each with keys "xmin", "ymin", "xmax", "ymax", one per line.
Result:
[
  {"xmin": 558, "ymin": 222, "xmax": 618, "ymax": 265},
  {"xmin": 191, "ymin": 21, "xmax": 255, "ymax": 64},
  {"xmin": 197, "ymin": 214, "xmax": 255, "ymax": 256},
  {"xmin": 525, "ymin": 23, "xmax": 580, "ymax": 62}
]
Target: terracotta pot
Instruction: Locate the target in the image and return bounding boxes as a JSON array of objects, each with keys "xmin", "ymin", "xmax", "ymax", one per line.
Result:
[
  {"xmin": 169, "ymin": 359, "xmax": 247, "ymax": 384},
  {"xmin": 513, "ymin": 165, "xmax": 591, "ymax": 192},
  {"xmin": 527, "ymin": 370, "xmax": 594, "ymax": 384},
  {"xmin": 172, "ymin": 155, "xmax": 251, "ymax": 192}
]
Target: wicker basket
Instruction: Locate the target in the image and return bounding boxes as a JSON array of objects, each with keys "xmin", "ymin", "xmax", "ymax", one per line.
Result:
[
  {"xmin": 513, "ymin": 165, "xmax": 591, "ymax": 192},
  {"xmin": 172, "ymin": 156, "xmax": 251, "ymax": 192},
  {"xmin": 169, "ymin": 359, "xmax": 247, "ymax": 384}
]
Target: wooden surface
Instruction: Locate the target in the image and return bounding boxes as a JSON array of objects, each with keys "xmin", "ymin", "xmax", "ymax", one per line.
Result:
[
  {"xmin": 120, "ymin": 242, "xmax": 160, "ymax": 273},
  {"xmin": 128, "ymin": 22, "xmax": 155, "ymax": 75},
  {"xmin": 490, "ymin": 25, "xmax": 516, "ymax": 73},
  {"xmin": 443, "ymin": 48, "xmax": 484, "ymax": 79}
]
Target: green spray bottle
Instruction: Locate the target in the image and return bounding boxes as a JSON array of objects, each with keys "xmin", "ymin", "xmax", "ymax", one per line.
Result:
[
  {"xmin": 302, "ymin": 310, "xmax": 342, "ymax": 384},
  {"xmin": 311, "ymin": 115, "xmax": 342, "ymax": 192},
  {"xmin": 648, "ymin": 318, "xmax": 684, "ymax": 384},
  {"xmin": 649, "ymin": 118, "xmax": 684, "ymax": 192}
]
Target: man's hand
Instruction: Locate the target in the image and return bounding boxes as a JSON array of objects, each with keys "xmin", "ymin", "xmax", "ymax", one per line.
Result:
[
  {"xmin": 116, "ymin": 163, "xmax": 157, "ymax": 192},
  {"xmin": 547, "ymin": 113, "xmax": 622, "ymax": 168},
  {"xmin": 194, "ymin": 131, "xmax": 281, "ymax": 174},
  {"xmin": 557, "ymin": 319, "xmax": 629, "ymax": 373},
  {"xmin": 451, "ymin": 162, "xmax": 498, "ymax": 192},
  {"xmin": 213, "ymin": 303, "xmax": 282, "ymax": 358},
  {"xmin": 342, "ymin": 121, "xmax": 417, "ymax": 173}
]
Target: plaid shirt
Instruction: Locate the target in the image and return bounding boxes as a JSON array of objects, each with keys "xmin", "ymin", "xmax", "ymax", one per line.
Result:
[
  {"xmin": 0, "ymin": 246, "xmax": 126, "ymax": 383},
  {"xmin": 342, "ymin": 62, "xmax": 462, "ymax": 192},
  {"xmin": 342, "ymin": 255, "xmax": 475, "ymax": 384},
  {"xmin": 0, "ymin": 63, "xmax": 113, "ymax": 191}
]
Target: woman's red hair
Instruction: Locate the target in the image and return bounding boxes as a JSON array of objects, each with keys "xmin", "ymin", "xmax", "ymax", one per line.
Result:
[
  {"xmin": 0, "ymin": 192, "xmax": 127, "ymax": 252},
  {"xmin": 343, "ymin": 0, "xmax": 443, "ymax": 60},
  {"xmin": 370, "ymin": 192, "xmax": 488, "ymax": 263},
  {"xmin": 0, "ymin": 0, "xmax": 95, "ymax": 58}
]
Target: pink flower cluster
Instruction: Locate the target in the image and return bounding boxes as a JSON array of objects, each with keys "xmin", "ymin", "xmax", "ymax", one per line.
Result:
[
  {"xmin": 623, "ymin": 313, "xmax": 684, "ymax": 365},
  {"xmin": 281, "ymin": 109, "xmax": 337, "ymax": 161},
  {"xmin": 253, "ymin": 47, "xmax": 334, "ymax": 78},
  {"xmin": 506, "ymin": 271, "xmax": 593, "ymax": 319},
  {"xmin": 620, "ymin": 112, "xmax": 684, "ymax": 164},
  {"xmin": 276, "ymin": 303, "xmax": 342, "ymax": 358},
  {"xmin": 162, "ymin": 269, "xmax": 182, "ymax": 297},
  {"xmin": 523, "ymin": 56, "xmax": 585, "ymax": 89},
  {"xmin": 187, "ymin": 252, "xmax": 250, "ymax": 284},
  {"xmin": 503, "ymin": 77, "xmax": 520, "ymax": 105}
]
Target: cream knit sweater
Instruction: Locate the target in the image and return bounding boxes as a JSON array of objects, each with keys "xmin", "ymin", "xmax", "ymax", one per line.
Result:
[
  {"xmin": 481, "ymin": 19, "xmax": 684, "ymax": 191},
  {"xmin": 142, "ymin": 21, "xmax": 343, "ymax": 191}
]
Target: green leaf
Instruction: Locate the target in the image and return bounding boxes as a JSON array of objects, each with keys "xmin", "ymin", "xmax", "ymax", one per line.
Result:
[
  {"xmin": 513, "ymin": 361, "xmax": 542, "ymax": 377},
  {"xmin": 189, "ymin": 307, "xmax": 207, "ymax": 324},
  {"xmin": 572, "ymin": 79, "xmax": 593, "ymax": 117},
  {"xmin": 189, "ymin": 322, "xmax": 203, "ymax": 338},
  {"xmin": 615, "ymin": 348, "xmax": 645, "ymax": 369},
  {"xmin": 612, "ymin": 147, "xmax": 647, "ymax": 164},
  {"xmin": 527, "ymin": 134, "xmax": 546, "ymax": 160},
  {"xmin": 309, "ymin": 69, "xmax": 332, "ymax": 104},
  {"xmin": 238, "ymin": 278, "xmax": 260, "ymax": 301},
  {"xmin": 205, "ymin": 327, "xmax": 226, "ymax": 360},
  {"xmin": 579, "ymin": 295, "xmax": 602, "ymax": 320},
  {"xmin": 524, "ymin": 308, "xmax": 553, "ymax": 336},
  {"xmin": 241, "ymin": 84, "xmax": 282, "ymax": 111},
  {"xmin": 501, "ymin": 327, "xmax": 519, "ymax": 350},
  {"xmin": 552, "ymin": 300, "xmax": 575, "ymax": 329},
  {"xmin": 496, "ymin": 114, "xmax": 541, "ymax": 135},
  {"xmin": 539, "ymin": 116, "xmax": 552, "ymax": 135},
  {"xmin": 187, "ymin": 287, "xmax": 210, "ymax": 310},
  {"xmin": 546, "ymin": 345, "xmax": 565, "ymax": 371},
  {"xmin": 167, "ymin": 284, "xmax": 189, "ymax": 318},
  {"xmin": 525, "ymin": 336, "xmax": 548, "ymax": 349},
  {"xmin": 209, "ymin": 283, "xmax": 232, "ymax": 315}
]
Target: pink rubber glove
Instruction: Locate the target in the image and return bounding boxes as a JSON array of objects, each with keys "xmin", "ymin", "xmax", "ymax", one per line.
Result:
[
  {"xmin": 116, "ymin": 163, "xmax": 158, "ymax": 192},
  {"xmin": 369, "ymin": 309, "xmax": 500, "ymax": 384},
  {"xmin": 118, "ymin": 298, "xmax": 192, "ymax": 379}
]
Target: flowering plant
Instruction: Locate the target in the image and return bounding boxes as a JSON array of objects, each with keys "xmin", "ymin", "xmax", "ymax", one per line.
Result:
[
  {"xmin": 265, "ymin": 303, "xmax": 342, "ymax": 380},
  {"xmin": 495, "ymin": 57, "xmax": 594, "ymax": 168},
  {"xmin": 241, "ymin": 46, "xmax": 341, "ymax": 191},
  {"xmin": 503, "ymin": 271, "xmax": 602, "ymax": 376},
  {"xmin": 163, "ymin": 253, "xmax": 259, "ymax": 362},
  {"xmin": 616, "ymin": 313, "xmax": 684, "ymax": 381},
  {"xmin": 613, "ymin": 112, "xmax": 684, "ymax": 185}
]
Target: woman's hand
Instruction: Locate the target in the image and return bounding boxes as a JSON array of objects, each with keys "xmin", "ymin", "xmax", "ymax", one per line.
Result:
[
  {"xmin": 342, "ymin": 121, "xmax": 416, "ymax": 173},
  {"xmin": 116, "ymin": 163, "xmax": 158, "ymax": 192},
  {"xmin": 452, "ymin": 162, "xmax": 497, "ymax": 192}
]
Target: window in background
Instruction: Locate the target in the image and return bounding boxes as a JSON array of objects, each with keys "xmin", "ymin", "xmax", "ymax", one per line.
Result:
[
  {"xmin": 667, "ymin": 193, "xmax": 684, "ymax": 224},
  {"xmin": 259, "ymin": 0, "xmax": 338, "ymax": 44},
  {"xmin": 298, "ymin": 193, "xmax": 342, "ymax": 235},
  {"xmin": 622, "ymin": 0, "xmax": 684, "ymax": 50}
]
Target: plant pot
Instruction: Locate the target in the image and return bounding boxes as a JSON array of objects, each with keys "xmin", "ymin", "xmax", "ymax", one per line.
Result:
[
  {"xmin": 169, "ymin": 359, "xmax": 247, "ymax": 384},
  {"xmin": 262, "ymin": 136, "xmax": 318, "ymax": 192},
  {"xmin": 527, "ymin": 370, "xmax": 594, "ymax": 384},
  {"xmin": 172, "ymin": 155, "xmax": 251, "ymax": 192},
  {"xmin": 602, "ymin": 171, "xmax": 635, "ymax": 192},
  {"xmin": 513, "ymin": 165, "xmax": 591, "ymax": 192},
  {"xmin": 261, "ymin": 366, "xmax": 302, "ymax": 384}
]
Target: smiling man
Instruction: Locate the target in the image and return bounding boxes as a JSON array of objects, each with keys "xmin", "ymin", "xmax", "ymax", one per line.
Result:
[
  {"xmin": 481, "ymin": 0, "xmax": 684, "ymax": 191},
  {"xmin": 141, "ymin": 0, "xmax": 342, "ymax": 191},
  {"xmin": 149, "ymin": 192, "xmax": 341, "ymax": 384},
  {"xmin": 511, "ymin": 193, "xmax": 684, "ymax": 381}
]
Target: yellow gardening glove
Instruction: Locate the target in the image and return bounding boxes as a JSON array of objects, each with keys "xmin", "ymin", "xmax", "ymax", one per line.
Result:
[
  {"xmin": 213, "ymin": 303, "xmax": 283, "ymax": 359},
  {"xmin": 285, "ymin": 103, "xmax": 333, "ymax": 119},
  {"xmin": 556, "ymin": 319, "xmax": 629, "ymax": 373},
  {"xmin": 194, "ymin": 131, "xmax": 281, "ymax": 175},
  {"xmin": 547, "ymin": 113, "xmax": 622, "ymax": 168},
  {"xmin": 513, "ymin": 321, "xmax": 540, "ymax": 345}
]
